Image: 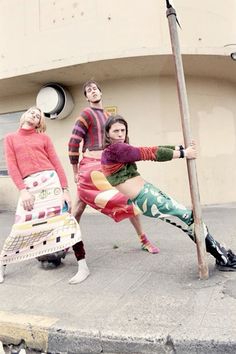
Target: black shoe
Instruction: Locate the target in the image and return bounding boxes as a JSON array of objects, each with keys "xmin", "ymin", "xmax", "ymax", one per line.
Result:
[
  {"xmin": 216, "ymin": 249, "xmax": 236, "ymax": 271},
  {"xmin": 49, "ymin": 257, "xmax": 62, "ymax": 267},
  {"xmin": 37, "ymin": 250, "xmax": 67, "ymax": 267}
]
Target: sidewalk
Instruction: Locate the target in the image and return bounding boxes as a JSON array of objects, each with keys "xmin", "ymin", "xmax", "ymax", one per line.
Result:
[{"xmin": 0, "ymin": 205, "xmax": 236, "ymax": 353}]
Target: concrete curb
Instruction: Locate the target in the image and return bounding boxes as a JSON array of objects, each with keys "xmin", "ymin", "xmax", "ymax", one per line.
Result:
[
  {"xmin": 1, "ymin": 318, "xmax": 236, "ymax": 354},
  {"xmin": 48, "ymin": 329, "xmax": 236, "ymax": 353}
]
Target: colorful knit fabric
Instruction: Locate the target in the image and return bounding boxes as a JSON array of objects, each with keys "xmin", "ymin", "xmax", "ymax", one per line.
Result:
[
  {"xmin": 101, "ymin": 143, "xmax": 175, "ymax": 186},
  {"xmin": 140, "ymin": 234, "xmax": 160, "ymax": 254},
  {"xmin": 68, "ymin": 107, "xmax": 110, "ymax": 165},
  {"xmin": 4, "ymin": 128, "xmax": 68, "ymax": 190}
]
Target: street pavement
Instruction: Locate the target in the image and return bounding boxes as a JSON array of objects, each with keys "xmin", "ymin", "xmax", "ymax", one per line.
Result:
[{"xmin": 0, "ymin": 204, "xmax": 236, "ymax": 354}]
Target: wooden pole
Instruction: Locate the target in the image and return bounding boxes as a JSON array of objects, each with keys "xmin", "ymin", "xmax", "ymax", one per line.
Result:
[{"xmin": 166, "ymin": 3, "xmax": 209, "ymax": 279}]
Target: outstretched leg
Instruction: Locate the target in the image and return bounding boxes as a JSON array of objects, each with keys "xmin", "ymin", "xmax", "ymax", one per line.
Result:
[
  {"xmin": 129, "ymin": 215, "xmax": 160, "ymax": 254},
  {"xmin": 132, "ymin": 182, "xmax": 236, "ymax": 271}
]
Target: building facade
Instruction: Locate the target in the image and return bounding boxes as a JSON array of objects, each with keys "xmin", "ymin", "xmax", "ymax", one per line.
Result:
[{"xmin": 1, "ymin": 0, "xmax": 236, "ymax": 209}]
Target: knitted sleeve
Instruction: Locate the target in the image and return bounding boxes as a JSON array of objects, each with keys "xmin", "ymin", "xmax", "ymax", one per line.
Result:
[
  {"xmin": 4, "ymin": 135, "xmax": 25, "ymax": 190},
  {"xmin": 104, "ymin": 143, "xmax": 174, "ymax": 163},
  {"xmin": 68, "ymin": 111, "xmax": 90, "ymax": 165},
  {"xmin": 4, "ymin": 134, "xmax": 26, "ymax": 190},
  {"xmin": 159, "ymin": 145, "xmax": 175, "ymax": 150},
  {"xmin": 45, "ymin": 135, "xmax": 68, "ymax": 188}
]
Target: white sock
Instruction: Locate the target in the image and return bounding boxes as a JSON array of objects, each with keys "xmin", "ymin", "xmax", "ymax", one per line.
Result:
[
  {"xmin": 19, "ymin": 350, "xmax": 26, "ymax": 354},
  {"xmin": 0, "ymin": 264, "xmax": 6, "ymax": 284},
  {"xmin": 0, "ymin": 340, "xmax": 5, "ymax": 354},
  {"xmin": 69, "ymin": 259, "xmax": 90, "ymax": 284}
]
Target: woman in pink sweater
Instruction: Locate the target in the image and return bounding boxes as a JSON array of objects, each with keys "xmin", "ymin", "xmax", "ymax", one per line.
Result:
[
  {"xmin": 5, "ymin": 107, "xmax": 71, "ymax": 210},
  {"xmin": 0, "ymin": 107, "xmax": 88, "ymax": 283}
]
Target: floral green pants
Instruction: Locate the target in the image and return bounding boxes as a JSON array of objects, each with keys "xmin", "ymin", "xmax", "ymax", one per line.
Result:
[
  {"xmin": 130, "ymin": 182, "xmax": 228, "ymax": 264},
  {"xmin": 131, "ymin": 182, "xmax": 193, "ymax": 227}
]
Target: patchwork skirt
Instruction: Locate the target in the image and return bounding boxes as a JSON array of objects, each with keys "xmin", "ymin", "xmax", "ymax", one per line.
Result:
[{"xmin": 0, "ymin": 170, "xmax": 81, "ymax": 264}]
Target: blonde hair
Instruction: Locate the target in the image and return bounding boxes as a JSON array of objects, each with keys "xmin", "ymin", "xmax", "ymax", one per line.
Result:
[{"xmin": 20, "ymin": 106, "xmax": 46, "ymax": 133}]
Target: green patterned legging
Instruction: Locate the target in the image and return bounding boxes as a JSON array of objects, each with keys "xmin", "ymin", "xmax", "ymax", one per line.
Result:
[
  {"xmin": 130, "ymin": 182, "xmax": 228, "ymax": 264},
  {"xmin": 131, "ymin": 182, "xmax": 193, "ymax": 230}
]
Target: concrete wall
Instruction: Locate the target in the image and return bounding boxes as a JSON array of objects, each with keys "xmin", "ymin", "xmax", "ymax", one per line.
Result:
[{"xmin": 1, "ymin": 0, "xmax": 236, "ymax": 79}]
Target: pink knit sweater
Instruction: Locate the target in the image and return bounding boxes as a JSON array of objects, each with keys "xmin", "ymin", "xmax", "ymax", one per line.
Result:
[{"xmin": 4, "ymin": 128, "xmax": 68, "ymax": 190}]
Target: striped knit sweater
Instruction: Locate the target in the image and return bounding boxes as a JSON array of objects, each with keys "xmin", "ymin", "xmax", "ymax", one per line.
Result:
[
  {"xmin": 68, "ymin": 107, "xmax": 110, "ymax": 165},
  {"xmin": 101, "ymin": 143, "xmax": 175, "ymax": 186}
]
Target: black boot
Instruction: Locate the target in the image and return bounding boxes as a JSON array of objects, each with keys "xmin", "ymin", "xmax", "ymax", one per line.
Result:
[
  {"xmin": 216, "ymin": 249, "xmax": 236, "ymax": 271},
  {"xmin": 206, "ymin": 233, "xmax": 236, "ymax": 271}
]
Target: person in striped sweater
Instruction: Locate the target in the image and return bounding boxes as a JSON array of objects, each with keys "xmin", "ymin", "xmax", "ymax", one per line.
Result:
[
  {"xmin": 67, "ymin": 81, "xmax": 159, "ymax": 284},
  {"xmin": 101, "ymin": 115, "xmax": 236, "ymax": 271}
]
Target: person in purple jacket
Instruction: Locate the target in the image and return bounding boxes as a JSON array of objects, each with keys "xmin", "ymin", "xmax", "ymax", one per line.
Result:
[{"xmin": 101, "ymin": 115, "xmax": 236, "ymax": 271}]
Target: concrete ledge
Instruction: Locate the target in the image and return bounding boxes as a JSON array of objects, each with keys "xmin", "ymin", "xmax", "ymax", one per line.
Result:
[
  {"xmin": 1, "ymin": 318, "xmax": 236, "ymax": 354},
  {"xmin": 0, "ymin": 311, "xmax": 58, "ymax": 352}
]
